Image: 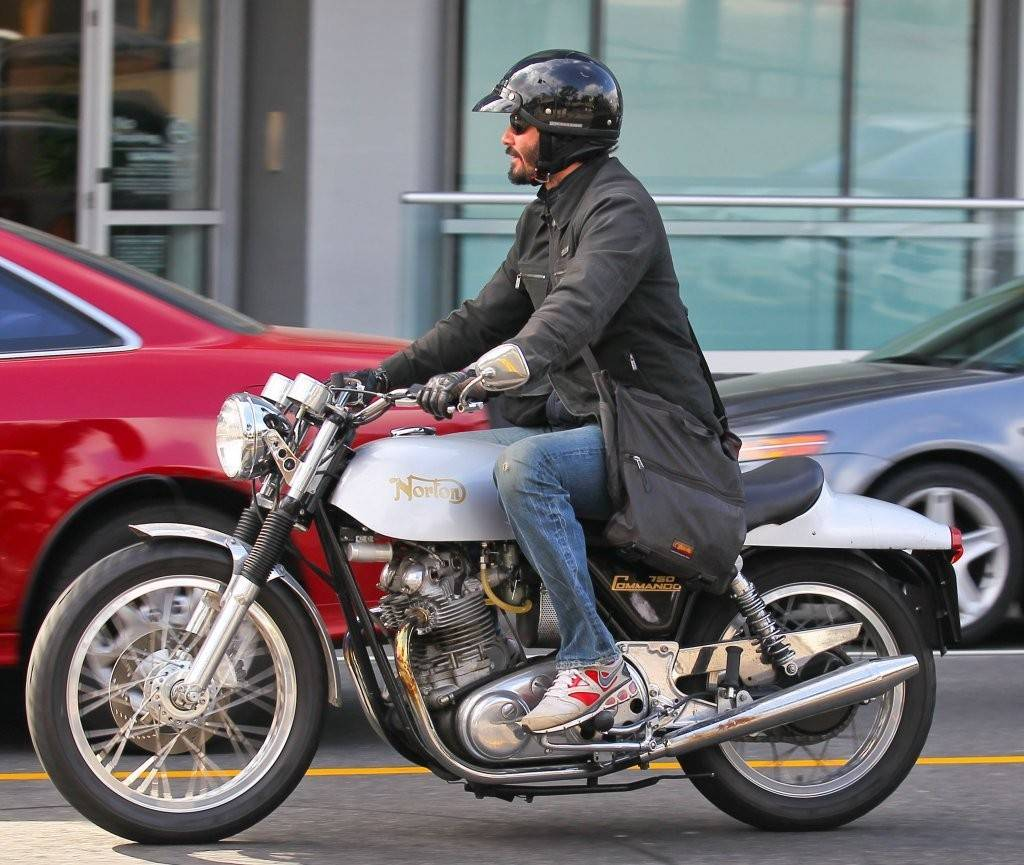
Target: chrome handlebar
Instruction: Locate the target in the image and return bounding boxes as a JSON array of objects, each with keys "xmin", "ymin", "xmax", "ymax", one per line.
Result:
[{"xmin": 346, "ymin": 387, "xmax": 484, "ymax": 425}]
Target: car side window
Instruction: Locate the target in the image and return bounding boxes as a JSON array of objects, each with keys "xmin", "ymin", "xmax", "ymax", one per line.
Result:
[{"xmin": 0, "ymin": 266, "xmax": 122, "ymax": 355}]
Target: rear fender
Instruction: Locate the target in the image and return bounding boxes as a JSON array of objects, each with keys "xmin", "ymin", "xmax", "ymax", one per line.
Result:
[
  {"xmin": 866, "ymin": 549, "xmax": 962, "ymax": 652},
  {"xmin": 742, "ymin": 547, "xmax": 961, "ymax": 652},
  {"xmin": 130, "ymin": 522, "xmax": 343, "ymax": 706}
]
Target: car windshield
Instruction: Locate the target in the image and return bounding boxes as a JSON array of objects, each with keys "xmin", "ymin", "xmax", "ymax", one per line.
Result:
[
  {"xmin": 964, "ymin": 327, "xmax": 1024, "ymax": 372},
  {"xmin": 865, "ymin": 280, "xmax": 1024, "ymax": 370}
]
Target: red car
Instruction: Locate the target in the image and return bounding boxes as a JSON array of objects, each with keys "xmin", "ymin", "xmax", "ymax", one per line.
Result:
[{"xmin": 0, "ymin": 218, "xmax": 487, "ymax": 667}]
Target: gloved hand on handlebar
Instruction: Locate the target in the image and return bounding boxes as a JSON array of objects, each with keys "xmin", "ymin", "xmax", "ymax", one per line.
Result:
[
  {"xmin": 416, "ymin": 370, "xmax": 486, "ymax": 420},
  {"xmin": 328, "ymin": 366, "xmax": 389, "ymax": 401}
]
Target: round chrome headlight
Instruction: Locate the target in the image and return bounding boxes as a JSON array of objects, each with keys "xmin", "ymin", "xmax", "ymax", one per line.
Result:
[{"xmin": 215, "ymin": 394, "xmax": 283, "ymax": 479}]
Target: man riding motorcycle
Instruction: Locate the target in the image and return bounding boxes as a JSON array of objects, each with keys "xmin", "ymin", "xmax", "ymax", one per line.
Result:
[{"xmin": 337, "ymin": 49, "xmax": 719, "ymax": 732}]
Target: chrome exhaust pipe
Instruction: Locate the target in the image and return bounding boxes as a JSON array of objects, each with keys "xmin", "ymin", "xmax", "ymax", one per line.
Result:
[{"xmin": 645, "ymin": 655, "xmax": 920, "ymax": 761}]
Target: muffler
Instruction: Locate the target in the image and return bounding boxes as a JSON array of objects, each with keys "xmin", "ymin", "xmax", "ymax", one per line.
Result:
[{"xmin": 645, "ymin": 655, "xmax": 919, "ymax": 760}]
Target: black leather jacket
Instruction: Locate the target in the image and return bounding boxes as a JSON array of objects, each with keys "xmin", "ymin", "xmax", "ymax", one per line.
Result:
[{"xmin": 382, "ymin": 155, "xmax": 716, "ymax": 430}]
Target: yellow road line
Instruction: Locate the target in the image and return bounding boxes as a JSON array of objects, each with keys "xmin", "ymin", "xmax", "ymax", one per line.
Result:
[{"xmin": 3, "ymin": 755, "xmax": 1023, "ymax": 783}]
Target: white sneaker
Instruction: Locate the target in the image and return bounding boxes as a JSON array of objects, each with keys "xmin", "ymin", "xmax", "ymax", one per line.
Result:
[{"xmin": 521, "ymin": 660, "xmax": 637, "ymax": 733}]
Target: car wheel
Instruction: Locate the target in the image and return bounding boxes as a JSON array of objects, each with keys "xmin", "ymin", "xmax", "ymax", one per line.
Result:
[
  {"xmin": 872, "ymin": 463, "xmax": 1022, "ymax": 643},
  {"xmin": 30, "ymin": 501, "xmax": 237, "ymax": 648}
]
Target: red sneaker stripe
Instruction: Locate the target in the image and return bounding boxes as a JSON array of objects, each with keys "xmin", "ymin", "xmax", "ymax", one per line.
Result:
[{"xmin": 568, "ymin": 691, "xmax": 600, "ymax": 707}]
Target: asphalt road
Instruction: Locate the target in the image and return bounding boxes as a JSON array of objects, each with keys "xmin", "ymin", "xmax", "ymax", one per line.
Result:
[{"xmin": 1, "ymin": 644, "xmax": 1022, "ymax": 865}]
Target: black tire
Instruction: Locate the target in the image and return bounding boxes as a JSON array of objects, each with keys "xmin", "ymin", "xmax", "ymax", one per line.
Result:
[
  {"xmin": 27, "ymin": 539, "xmax": 325, "ymax": 844},
  {"xmin": 25, "ymin": 501, "xmax": 237, "ymax": 661},
  {"xmin": 679, "ymin": 553, "xmax": 935, "ymax": 831},
  {"xmin": 872, "ymin": 462, "xmax": 1022, "ymax": 644}
]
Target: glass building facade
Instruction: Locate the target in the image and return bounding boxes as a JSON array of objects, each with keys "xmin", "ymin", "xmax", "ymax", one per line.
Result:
[
  {"xmin": 455, "ymin": 0, "xmax": 1011, "ymax": 356},
  {"xmin": 3, "ymin": 1, "xmax": 1023, "ymax": 359},
  {"xmin": 0, "ymin": 0, "xmax": 232, "ymax": 296}
]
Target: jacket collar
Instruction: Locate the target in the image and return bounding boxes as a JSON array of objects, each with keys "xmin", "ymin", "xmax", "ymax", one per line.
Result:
[{"xmin": 537, "ymin": 154, "xmax": 611, "ymax": 230}]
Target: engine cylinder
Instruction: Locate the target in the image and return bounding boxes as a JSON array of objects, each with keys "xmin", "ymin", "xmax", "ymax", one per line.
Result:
[{"xmin": 376, "ymin": 544, "xmax": 520, "ymax": 704}]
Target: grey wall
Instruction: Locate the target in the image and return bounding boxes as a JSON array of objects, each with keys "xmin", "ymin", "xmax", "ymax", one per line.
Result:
[
  {"xmin": 306, "ymin": 0, "xmax": 448, "ymax": 338},
  {"xmin": 238, "ymin": 0, "xmax": 311, "ymax": 326}
]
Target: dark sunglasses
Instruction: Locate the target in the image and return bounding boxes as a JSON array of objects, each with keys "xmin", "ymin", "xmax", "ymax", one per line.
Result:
[{"xmin": 509, "ymin": 112, "xmax": 530, "ymax": 134}]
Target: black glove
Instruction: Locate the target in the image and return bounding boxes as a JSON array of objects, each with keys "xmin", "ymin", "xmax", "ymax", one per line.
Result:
[
  {"xmin": 328, "ymin": 367, "xmax": 388, "ymax": 402},
  {"xmin": 416, "ymin": 370, "xmax": 484, "ymax": 420}
]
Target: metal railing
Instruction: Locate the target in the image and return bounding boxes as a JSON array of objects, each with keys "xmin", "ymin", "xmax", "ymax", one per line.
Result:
[
  {"xmin": 397, "ymin": 192, "xmax": 1024, "ymax": 370},
  {"xmin": 401, "ymin": 193, "xmax": 1024, "ymax": 209}
]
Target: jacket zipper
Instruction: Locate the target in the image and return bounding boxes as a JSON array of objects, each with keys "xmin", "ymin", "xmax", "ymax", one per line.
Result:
[{"xmin": 626, "ymin": 452, "xmax": 743, "ymax": 505}]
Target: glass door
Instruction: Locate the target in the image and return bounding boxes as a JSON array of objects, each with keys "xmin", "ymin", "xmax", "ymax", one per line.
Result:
[
  {"xmin": 79, "ymin": 0, "xmax": 222, "ymax": 294},
  {"xmin": 0, "ymin": 1, "xmax": 83, "ymax": 243}
]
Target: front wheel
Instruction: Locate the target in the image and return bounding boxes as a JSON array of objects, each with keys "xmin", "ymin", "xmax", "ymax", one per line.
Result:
[
  {"xmin": 678, "ymin": 553, "xmax": 935, "ymax": 831},
  {"xmin": 27, "ymin": 540, "xmax": 325, "ymax": 844}
]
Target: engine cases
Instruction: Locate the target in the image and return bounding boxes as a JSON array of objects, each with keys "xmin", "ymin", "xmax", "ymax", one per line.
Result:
[{"xmin": 453, "ymin": 657, "xmax": 648, "ymax": 764}]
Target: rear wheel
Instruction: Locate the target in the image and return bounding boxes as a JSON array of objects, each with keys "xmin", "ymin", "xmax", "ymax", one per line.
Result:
[
  {"xmin": 679, "ymin": 554, "xmax": 934, "ymax": 830},
  {"xmin": 27, "ymin": 540, "xmax": 325, "ymax": 844}
]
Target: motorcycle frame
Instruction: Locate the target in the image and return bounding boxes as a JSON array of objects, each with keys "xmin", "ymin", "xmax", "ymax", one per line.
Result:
[{"xmin": 136, "ymin": 403, "xmax": 960, "ymax": 790}]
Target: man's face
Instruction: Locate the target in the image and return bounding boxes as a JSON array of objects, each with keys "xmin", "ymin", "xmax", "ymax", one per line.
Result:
[{"xmin": 501, "ymin": 121, "xmax": 540, "ymax": 185}]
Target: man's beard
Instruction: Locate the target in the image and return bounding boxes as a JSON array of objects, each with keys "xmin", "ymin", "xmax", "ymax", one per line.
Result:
[{"xmin": 506, "ymin": 139, "xmax": 540, "ymax": 185}]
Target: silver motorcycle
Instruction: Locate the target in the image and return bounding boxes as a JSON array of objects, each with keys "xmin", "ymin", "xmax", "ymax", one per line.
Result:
[{"xmin": 27, "ymin": 366, "xmax": 961, "ymax": 843}]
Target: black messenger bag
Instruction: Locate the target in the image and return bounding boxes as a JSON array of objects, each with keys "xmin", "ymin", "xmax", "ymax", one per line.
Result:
[{"xmin": 580, "ymin": 334, "xmax": 746, "ymax": 592}]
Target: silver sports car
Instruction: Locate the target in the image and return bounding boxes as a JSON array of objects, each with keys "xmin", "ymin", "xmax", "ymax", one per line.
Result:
[{"xmin": 720, "ymin": 280, "xmax": 1024, "ymax": 643}]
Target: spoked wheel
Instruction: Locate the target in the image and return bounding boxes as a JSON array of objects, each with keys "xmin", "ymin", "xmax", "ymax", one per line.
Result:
[
  {"xmin": 679, "ymin": 554, "xmax": 935, "ymax": 830},
  {"xmin": 27, "ymin": 540, "xmax": 325, "ymax": 844}
]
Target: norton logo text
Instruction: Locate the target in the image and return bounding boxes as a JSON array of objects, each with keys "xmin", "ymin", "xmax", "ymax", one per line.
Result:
[{"xmin": 389, "ymin": 475, "xmax": 467, "ymax": 504}]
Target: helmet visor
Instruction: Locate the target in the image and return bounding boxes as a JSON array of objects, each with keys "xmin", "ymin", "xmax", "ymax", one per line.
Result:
[{"xmin": 472, "ymin": 85, "xmax": 522, "ymax": 114}]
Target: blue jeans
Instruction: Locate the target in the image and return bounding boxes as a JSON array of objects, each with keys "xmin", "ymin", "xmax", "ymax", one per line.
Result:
[{"xmin": 456, "ymin": 424, "xmax": 620, "ymax": 670}]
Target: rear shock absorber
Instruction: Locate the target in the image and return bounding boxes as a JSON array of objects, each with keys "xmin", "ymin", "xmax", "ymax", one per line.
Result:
[{"xmin": 730, "ymin": 572, "xmax": 799, "ymax": 678}]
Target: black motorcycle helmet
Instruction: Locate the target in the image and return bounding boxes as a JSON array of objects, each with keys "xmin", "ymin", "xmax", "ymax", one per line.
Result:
[{"xmin": 473, "ymin": 49, "xmax": 623, "ymax": 181}]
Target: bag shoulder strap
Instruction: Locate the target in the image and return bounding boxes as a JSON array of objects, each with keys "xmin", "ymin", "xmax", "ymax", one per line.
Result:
[{"xmin": 686, "ymin": 321, "xmax": 730, "ymax": 432}]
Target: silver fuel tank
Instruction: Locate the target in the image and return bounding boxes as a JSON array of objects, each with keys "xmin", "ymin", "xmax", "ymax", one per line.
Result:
[{"xmin": 328, "ymin": 434, "xmax": 515, "ymax": 542}]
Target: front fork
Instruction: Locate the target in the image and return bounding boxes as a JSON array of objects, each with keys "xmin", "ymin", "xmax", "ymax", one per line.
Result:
[
  {"xmin": 172, "ymin": 506, "xmax": 296, "ymax": 705},
  {"xmin": 174, "ymin": 420, "xmax": 340, "ymax": 705}
]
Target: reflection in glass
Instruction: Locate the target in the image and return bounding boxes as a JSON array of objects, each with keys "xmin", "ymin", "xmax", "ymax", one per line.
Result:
[
  {"xmin": 847, "ymin": 1, "xmax": 974, "ymax": 348},
  {"xmin": 0, "ymin": 1, "xmax": 82, "ymax": 240},
  {"xmin": 603, "ymin": 0, "xmax": 843, "ymax": 196},
  {"xmin": 452, "ymin": 1, "xmax": 992, "ymax": 353},
  {"xmin": 852, "ymin": 0, "xmax": 972, "ymax": 199},
  {"xmin": 848, "ymin": 238, "xmax": 967, "ymax": 349},
  {"xmin": 109, "ymin": 225, "xmax": 207, "ymax": 293},
  {"xmin": 671, "ymin": 236, "xmax": 838, "ymax": 351},
  {"xmin": 460, "ymin": 0, "xmax": 589, "ymax": 195},
  {"xmin": 110, "ymin": 0, "xmax": 215, "ymax": 210}
]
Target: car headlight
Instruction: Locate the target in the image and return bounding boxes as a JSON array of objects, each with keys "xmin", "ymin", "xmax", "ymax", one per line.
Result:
[
  {"xmin": 737, "ymin": 431, "xmax": 830, "ymax": 462},
  {"xmin": 215, "ymin": 394, "xmax": 284, "ymax": 479}
]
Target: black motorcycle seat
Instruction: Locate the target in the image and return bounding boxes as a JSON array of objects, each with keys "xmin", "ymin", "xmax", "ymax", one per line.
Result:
[
  {"xmin": 580, "ymin": 456, "xmax": 824, "ymax": 546},
  {"xmin": 742, "ymin": 456, "xmax": 824, "ymax": 531}
]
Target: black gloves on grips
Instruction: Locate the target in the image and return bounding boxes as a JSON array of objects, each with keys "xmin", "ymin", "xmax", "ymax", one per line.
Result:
[
  {"xmin": 328, "ymin": 367, "xmax": 388, "ymax": 406},
  {"xmin": 416, "ymin": 370, "xmax": 478, "ymax": 420},
  {"xmin": 328, "ymin": 367, "xmax": 483, "ymax": 419}
]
